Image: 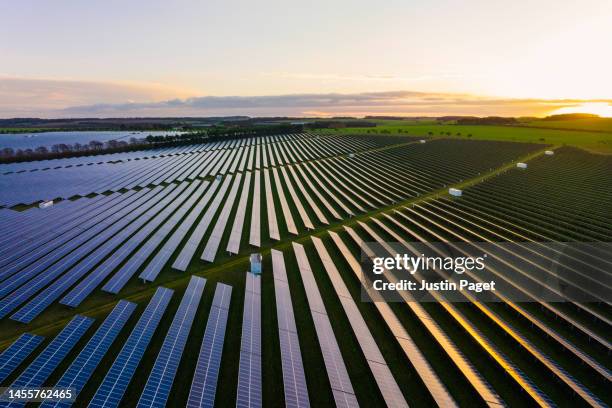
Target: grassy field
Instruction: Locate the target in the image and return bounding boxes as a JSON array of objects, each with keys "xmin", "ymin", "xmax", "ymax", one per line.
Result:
[
  {"xmin": 329, "ymin": 123, "xmax": 612, "ymax": 153},
  {"xmin": 522, "ymin": 117, "xmax": 612, "ymax": 132}
]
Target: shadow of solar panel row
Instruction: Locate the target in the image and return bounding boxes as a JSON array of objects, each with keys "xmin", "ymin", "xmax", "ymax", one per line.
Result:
[
  {"xmin": 89, "ymin": 287, "xmax": 173, "ymax": 408},
  {"xmin": 186, "ymin": 283, "xmax": 232, "ymax": 408},
  {"xmin": 1, "ymin": 185, "xmax": 178, "ymax": 321},
  {"xmin": 136, "ymin": 276, "xmax": 206, "ymax": 408},
  {"xmin": 292, "ymin": 243, "xmax": 358, "ymax": 408},
  {"xmin": 271, "ymin": 249, "xmax": 310, "ymax": 408},
  {"xmin": 236, "ymin": 273, "xmax": 262, "ymax": 408},
  {"xmin": 0, "ymin": 315, "xmax": 93, "ymax": 407},
  {"xmin": 0, "ymin": 333, "xmax": 44, "ymax": 384},
  {"xmin": 39, "ymin": 300, "xmax": 136, "ymax": 408}
]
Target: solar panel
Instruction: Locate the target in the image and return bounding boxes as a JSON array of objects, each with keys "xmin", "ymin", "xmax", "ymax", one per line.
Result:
[
  {"xmin": 172, "ymin": 176, "xmax": 233, "ymax": 271},
  {"xmin": 0, "ymin": 334, "xmax": 44, "ymax": 384},
  {"xmin": 271, "ymin": 167, "xmax": 297, "ymax": 235},
  {"xmin": 249, "ymin": 170, "xmax": 261, "ymax": 247},
  {"xmin": 88, "ymin": 287, "xmax": 173, "ymax": 408},
  {"xmin": 186, "ymin": 283, "xmax": 232, "ymax": 408},
  {"xmin": 102, "ymin": 182, "xmax": 198, "ymax": 292},
  {"xmin": 137, "ymin": 276, "xmax": 206, "ymax": 408},
  {"xmin": 2, "ymin": 315, "xmax": 93, "ymax": 405},
  {"xmin": 227, "ymin": 172, "xmax": 252, "ymax": 255},
  {"xmin": 263, "ymin": 169, "xmax": 280, "ymax": 241},
  {"xmin": 39, "ymin": 301, "xmax": 136, "ymax": 408},
  {"xmin": 201, "ymin": 173, "xmax": 243, "ymax": 262},
  {"xmin": 236, "ymin": 273, "xmax": 262, "ymax": 408},
  {"xmin": 279, "ymin": 167, "xmax": 313, "ymax": 230},
  {"xmin": 271, "ymin": 249, "xmax": 310, "ymax": 408},
  {"xmin": 286, "ymin": 166, "xmax": 328, "ymax": 225},
  {"xmin": 292, "ymin": 243, "xmax": 358, "ymax": 408}
]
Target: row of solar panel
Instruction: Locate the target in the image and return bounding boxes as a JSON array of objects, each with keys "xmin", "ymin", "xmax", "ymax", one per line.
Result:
[
  {"xmin": 0, "ymin": 277, "xmax": 237, "ymax": 407},
  {"xmin": 1, "ymin": 132, "xmax": 364, "ymax": 206},
  {"xmin": 0, "ymin": 136, "xmax": 432, "ymax": 323}
]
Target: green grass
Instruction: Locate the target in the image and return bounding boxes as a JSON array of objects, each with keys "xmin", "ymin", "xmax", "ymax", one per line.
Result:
[
  {"xmin": 522, "ymin": 117, "xmax": 612, "ymax": 133},
  {"xmin": 328, "ymin": 124, "xmax": 612, "ymax": 153}
]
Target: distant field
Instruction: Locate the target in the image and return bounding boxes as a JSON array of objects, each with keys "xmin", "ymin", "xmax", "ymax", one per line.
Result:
[
  {"xmin": 332, "ymin": 123, "xmax": 612, "ymax": 153},
  {"xmin": 521, "ymin": 117, "xmax": 612, "ymax": 132}
]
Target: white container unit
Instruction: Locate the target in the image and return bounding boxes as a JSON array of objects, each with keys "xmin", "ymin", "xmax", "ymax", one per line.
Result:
[
  {"xmin": 39, "ymin": 200, "xmax": 54, "ymax": 209},
  {"xmin": 449, "ymin": 188, "xmax": 463, "ymax": 197}
]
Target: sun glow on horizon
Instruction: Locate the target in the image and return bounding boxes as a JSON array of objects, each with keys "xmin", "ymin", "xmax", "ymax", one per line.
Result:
[{"xmin": 550, "ymin": 102, "xmax": 612, "ymax": 118}]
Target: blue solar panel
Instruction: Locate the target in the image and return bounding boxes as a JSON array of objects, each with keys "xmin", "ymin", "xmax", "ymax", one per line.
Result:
[
  {"xmin": 0, "ymin": 334, "xmax": 44, "ymax": 384},
  {"xmin": 271, "ymin": 249, "xmax": 310, "ymax": 408},
  {"xmin": 38, "ymin": 300, "xmax": 136, "ymax": 408},
  {"xmin": 1, "ymin": 315, "xmax": 93, "ymax": 407},
  {"xmin": 236, "ymin": 273, "xmax": 262, "ymax": 408},
  {"xmin": 88, "ymin": 287, "xmax": 173, "ymax": 408},
  {"xmin": 186, "ymin": 283, "xmax": 232, "ymax": 408},
  {"xmin": 137, "ymin": 276, "xmax": 206, "ymax": 408}
]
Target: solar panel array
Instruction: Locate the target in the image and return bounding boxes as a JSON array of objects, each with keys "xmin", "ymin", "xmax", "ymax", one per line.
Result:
[
  {"xmin": 311, "ymin": 236, "xmax": 409, "ymax": 408},
  {"xmin": 186, "ymin": 283, "xmax": 232, "ymax": 408},
  {"xmin": 327, "ymin": 230, "xmax": 457, "ymax": 407},
  {"xmin": 137, "ymin": 276, "xmax": 206, "ymax": 408},
  {"xmin": 271, "ymin": 249, "xmax": 310, "ymax": 408},
  {"xmin": 236, "ymin": 273, "xmax": 262, "ymax": 408},
  {"xmin": 344, "ymin": 224, "xmax": 505, "ymax": 407},
  {"xmin": 292, "ymin": 243, "xmax": 358, "ymax": 408},
  {"xmin": 0, "ymin": 333, "xmax": 44, "ymax": 383},
  {"xmin": 1, "ymin": 315, "xmax": 93, "ymax": 407},
  {"xmin": 40, "ymin": 300, "xmax": 137, "ymax": 408},
  {"xmin": 89, "ymin": 287, "xmax": 173, "ymax": 408}
]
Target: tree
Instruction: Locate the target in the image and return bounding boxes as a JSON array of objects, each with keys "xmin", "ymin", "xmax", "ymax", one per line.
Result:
[
  {"xmin": 35, "ymin": 146, "xmax": 48, "ymax": 154},
  {"xmin": 1, "ymin": 147, "xmax": 15, "ymax": 157},
  {"xmin": 89, "ymin": 140, "xmax": 103, "ymax": 150}
]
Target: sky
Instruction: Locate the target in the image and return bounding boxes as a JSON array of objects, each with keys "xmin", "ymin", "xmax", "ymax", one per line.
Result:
[{"xmin": 1, "ymin": 0, "xmax": 611, "ymax": 118}]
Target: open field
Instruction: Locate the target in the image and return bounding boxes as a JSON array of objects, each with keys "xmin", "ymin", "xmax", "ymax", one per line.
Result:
[
  {"xmin": 332, "ymin": 123, "xmax": 612, "ymax": 154},
  {"xmin": 522, "ymin": 117, "xmax": 612, "ymax": 133},
  {"xmin": 0, "ymin": 133, "xmax": 610, "ymax": 407}
]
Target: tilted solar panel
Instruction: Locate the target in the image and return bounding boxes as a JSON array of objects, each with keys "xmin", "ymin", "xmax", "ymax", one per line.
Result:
[
  {"xmin": 186, "ymin": 283, "xmax": 232, "ymax": 408},
  {"xmin": 0, "ymin": 334, "xmax": 44, "ymax": 384},
  {"xmin": 88, "ymin": 287, "xmax": 173, "ymax": 408},
  {"xmin": 137, "ymin": 276, "xmax": 206, "ymax": 408}
]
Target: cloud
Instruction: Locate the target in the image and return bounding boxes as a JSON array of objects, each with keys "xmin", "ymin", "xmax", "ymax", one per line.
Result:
[
  {"xmin": 0, "ymin": 76, "xmax": 193, "ymax": 117},
  {"xmin": 0, "ymin": 76, "xmax": 610, "ymax": 118}
]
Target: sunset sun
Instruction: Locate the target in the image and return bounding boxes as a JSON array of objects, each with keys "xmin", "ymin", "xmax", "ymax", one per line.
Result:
[{"xmin": 551, "ymin": 102, "xmax": 612, "ymax": 118}]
